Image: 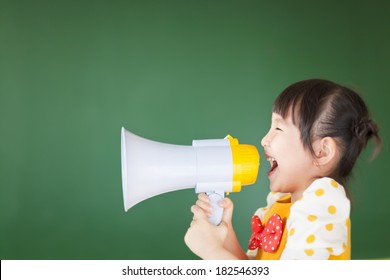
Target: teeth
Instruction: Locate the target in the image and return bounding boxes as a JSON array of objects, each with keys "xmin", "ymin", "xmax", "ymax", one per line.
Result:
[{"xmin": 267, "ymin": 157, "xmax": 276, "ymax": 167}]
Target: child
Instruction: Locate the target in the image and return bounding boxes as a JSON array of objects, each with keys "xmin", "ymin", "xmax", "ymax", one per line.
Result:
[{"xmin": 184, "ymin": 79, "xmax": 381, "ymax": 260}]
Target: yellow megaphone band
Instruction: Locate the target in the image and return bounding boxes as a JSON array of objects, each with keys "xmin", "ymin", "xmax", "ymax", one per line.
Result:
[{"xmin": 226, "ymin": 135, "xmax": 260, "ymax": 192}]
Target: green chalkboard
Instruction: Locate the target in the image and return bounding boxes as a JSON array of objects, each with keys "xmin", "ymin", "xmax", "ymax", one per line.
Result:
[{"xmin": 1, "ymin": 0, "xmax": 389, "ymax": 259}]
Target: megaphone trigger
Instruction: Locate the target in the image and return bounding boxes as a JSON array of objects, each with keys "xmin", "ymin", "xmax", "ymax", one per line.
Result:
[{"xmin": 206, "ymin": 190, "xmax": 225, "ymax": 225}]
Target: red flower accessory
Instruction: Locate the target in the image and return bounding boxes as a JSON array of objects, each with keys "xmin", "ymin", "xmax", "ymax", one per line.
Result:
[{"xmin": 248, "ymin": 214, "xmax": 283, "ymax": 252}]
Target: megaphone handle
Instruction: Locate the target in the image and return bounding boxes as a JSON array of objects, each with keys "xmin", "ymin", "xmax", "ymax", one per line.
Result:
[{"xmin": 206, "ymin": 190, "xmax": 225, "ymax": 225}]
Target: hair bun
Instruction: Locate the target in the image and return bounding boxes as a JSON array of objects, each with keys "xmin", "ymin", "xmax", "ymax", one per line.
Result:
[
  {"xmin": 353, "ymin": 118, "xmax": 368, "ymax": 140},
  {"xmin": 352, "ymin": 117, "xmax": 381, "ymax": 159}
]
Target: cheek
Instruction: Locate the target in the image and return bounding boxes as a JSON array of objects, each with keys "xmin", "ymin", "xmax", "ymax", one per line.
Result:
[
  {"xmin": 280, "ymin": 142, "xmax": 312, "ymax": 169},
  {"xmin": 292, "ymin": 148, "xmax": 315, "ymax": 169}
]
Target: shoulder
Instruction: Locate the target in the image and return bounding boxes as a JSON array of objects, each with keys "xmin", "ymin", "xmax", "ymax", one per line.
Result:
[
  {"xmin": 293, "ymin": 177, "xmax": 350, "ymax": 218},
  {"xmin": 282, "ymin": 178, "xmax": 350, "ymax": 259},
  {"xmin": 302, "ymin": 177, "xmax": 348, "ymax": 200}
]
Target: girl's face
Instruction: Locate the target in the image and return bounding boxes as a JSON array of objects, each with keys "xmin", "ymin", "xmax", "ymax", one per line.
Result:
[{"xmin": 261, "ymin": 112, "xmax": 319, "ymax": 200}]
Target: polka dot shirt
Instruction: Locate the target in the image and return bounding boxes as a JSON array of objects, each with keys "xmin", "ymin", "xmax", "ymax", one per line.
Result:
[{"xmin": 250, "ymin": 177, "xmax": 350, "ymax": 260}]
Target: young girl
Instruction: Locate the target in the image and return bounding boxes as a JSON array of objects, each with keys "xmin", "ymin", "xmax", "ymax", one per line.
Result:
[{"xmin": 184, "ymin": 79, "xmax": 381, "ymax": 260}]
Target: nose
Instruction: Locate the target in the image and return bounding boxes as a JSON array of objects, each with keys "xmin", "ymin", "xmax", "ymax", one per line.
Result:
[{"xmin": 261, "ymin": 132, "xmax": 270, "ymax": 148}]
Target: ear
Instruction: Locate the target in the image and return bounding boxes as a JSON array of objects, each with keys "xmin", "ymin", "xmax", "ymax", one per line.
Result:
[{"xmin": 314, "ymin": 137, "xmax": 338, "ymax": 166}]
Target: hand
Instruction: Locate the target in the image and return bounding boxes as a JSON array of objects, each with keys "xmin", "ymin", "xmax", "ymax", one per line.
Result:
[
  {"xmin": 194, "ymin": 193, "xmax": 214, "ymax": 218},
  {"xmin": 184, "ymin": 194, "xmax": 236, "ymax": 259},
  {"xmin": 191, "ymin": 193, "xmax": 234, "ymax": 226}
]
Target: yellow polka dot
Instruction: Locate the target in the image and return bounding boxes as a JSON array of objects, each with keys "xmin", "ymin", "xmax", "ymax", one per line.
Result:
[
  {"xmin": 326, "ymin": 247, "xmax": 334, "ymax": 254},
  {"xmin": 331, "ymin": 179, "xmax": 338, "ymax": 188},
  {"xmin": 328, "ymin": 205, "xmax": 337, "ymax": 214},
  {"xmin": 315, "ymin": 188, "xmax": 325, "ymax": 196},
  {"xmin": 308, "ymin": 215, "xmax": 317, "ymax": 221},
  {"xmin": 325, "ymin": 223, "xmax": 333, "ymax": 231},
  {"xmin": 305, "ymin": 249, "xmax": 314, "ymax": 256},
  {"xmin": 306, "ymin": 234, "xmax": 315, "ymax": 244},
  {"xmin": 289, "ymin": 228, "xmax": 295, "ymax": 236}
]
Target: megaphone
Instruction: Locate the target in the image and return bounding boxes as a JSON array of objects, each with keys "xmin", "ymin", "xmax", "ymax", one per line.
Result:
[{"xmin": 121, "ymin": 127, "xmax": 260, "ymax": 225}]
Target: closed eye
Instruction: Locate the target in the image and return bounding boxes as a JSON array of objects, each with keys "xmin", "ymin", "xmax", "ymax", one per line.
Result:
[{"xmin": 276, "ymin": 127, "xmax": 283, "ymax": 131}]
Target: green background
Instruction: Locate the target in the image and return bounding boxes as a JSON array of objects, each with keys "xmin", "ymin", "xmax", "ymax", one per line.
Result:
[{"xmin": 1, "ymin": 0, "xmax": 389, "ymax": 259}]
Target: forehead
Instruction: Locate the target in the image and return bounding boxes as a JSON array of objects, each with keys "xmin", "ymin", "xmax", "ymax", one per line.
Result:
[
  {"xmin": 271, "ymin": 112, "xmax": 291, "ymax": 124},
  {"xmin": 272, "ymin": 113, "xmax": 283, "ymax": 121}
]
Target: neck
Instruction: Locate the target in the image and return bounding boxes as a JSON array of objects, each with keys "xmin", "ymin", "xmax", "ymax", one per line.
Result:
[
  {"xmin": 291, "ymin": 176, "xmax": 321, "ymax": 202},
  {"xmin": 291, "ymin": 191, "xmax": 303, "ymax": 203}
]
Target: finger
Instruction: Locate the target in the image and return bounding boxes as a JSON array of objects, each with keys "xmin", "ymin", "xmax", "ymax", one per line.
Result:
[
  {"xmin": 191, "ymin": 204, "xmax": 208, "ymax": 220},
  {"xmin": 198, "ymin": 193, "xmax": 210, "ymax": 202},
  {"xmin": 219, "ymin": 198, "xmax": 234, "ymax": 224},
  {"xmin": 196, "ymin": 199, "xmax": 213, "ymax": 216},
  {"xmin": 218, "ymin": 197, "xmax": 233, "ymax": 209}
]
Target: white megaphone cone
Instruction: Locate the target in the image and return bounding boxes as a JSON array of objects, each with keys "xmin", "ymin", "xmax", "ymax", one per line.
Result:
[{"xmin": 121, "ymin": 127, "xmax": 260, "ymax": 225}]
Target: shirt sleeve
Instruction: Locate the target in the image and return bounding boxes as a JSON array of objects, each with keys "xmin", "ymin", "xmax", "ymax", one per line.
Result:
[{"xmin": 280, "ymin": 178, "xmax": 350, "ymax": 260}]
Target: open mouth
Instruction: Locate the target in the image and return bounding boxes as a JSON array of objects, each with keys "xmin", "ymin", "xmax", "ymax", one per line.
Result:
[{"xmin": 267, "ymin": 157, "xmax": 278, "ymax": 176}]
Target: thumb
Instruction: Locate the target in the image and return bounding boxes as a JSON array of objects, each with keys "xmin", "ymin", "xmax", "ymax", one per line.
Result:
[{"xmin": 219, "ymin": 198, "xmax": 234, "ymax": 225}]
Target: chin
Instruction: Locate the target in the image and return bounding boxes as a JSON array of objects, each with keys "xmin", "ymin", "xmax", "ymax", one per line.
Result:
[
  {"xmin": 269, "ymin": 179, "xmax": 288, "ymax": 194},
  {"xmin": 269, "ymin": 182, "xmax": 280, "ymax": 193}
]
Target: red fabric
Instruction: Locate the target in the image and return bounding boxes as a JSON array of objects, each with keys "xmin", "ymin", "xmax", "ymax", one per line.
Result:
[{"xmin": 248, "ymin": 214, "xmax": 283, "ymax": 252}]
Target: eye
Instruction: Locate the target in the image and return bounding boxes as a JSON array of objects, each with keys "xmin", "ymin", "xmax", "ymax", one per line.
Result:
[{"xmin": 276, "ymin": 127, "xmax": 283, "ymax": 131}]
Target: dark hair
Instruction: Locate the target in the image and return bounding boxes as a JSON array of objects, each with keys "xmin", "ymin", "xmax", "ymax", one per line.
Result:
[{"xmin": 273, "ymin": 79, "xmax": 381, "ymax": 189}]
